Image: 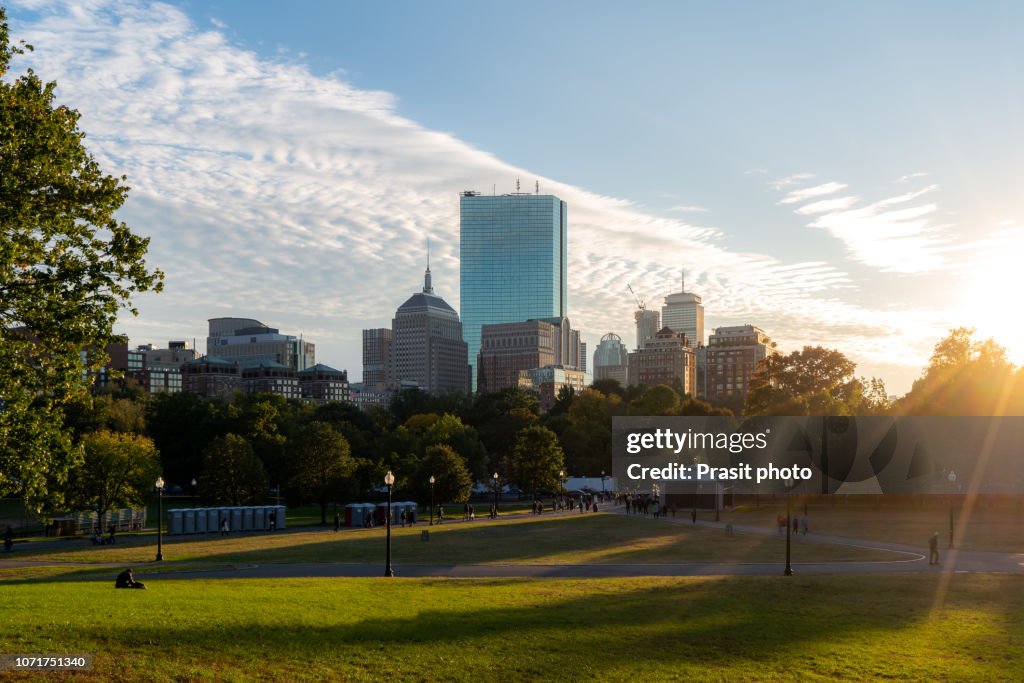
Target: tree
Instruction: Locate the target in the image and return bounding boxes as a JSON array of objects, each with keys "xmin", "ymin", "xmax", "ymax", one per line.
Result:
[
  {"xmin": 288, "ymin": 422, "xmax": 355, "ymax": 524},
  {"xmin": 744, "ymin": 346, "xmax": 860, "ymax": 416},
  {"xmin": 898, "ymin": 328, "xmax": 1021, "ymax": 416},
  {"xmin": 511, "ymin": 425, "xmax": 565, "ymax": 497},
  {"xmin": 415, "ymin": 444, "xmax": 473, "ymax": 505},
  {"xmin": 199, "ymin": 434, "xmax": 268, "ymax": 506},
  {"xmin": 628, "ymin": 384, "xmax": 680, "ymax": 415},
  {"xmin": 67, "ymin": 430, "xmax": 161, "ymax": 525},
  {"xmin": 0, "ymin": 10, "xmax": 163, "ymax": 514}
]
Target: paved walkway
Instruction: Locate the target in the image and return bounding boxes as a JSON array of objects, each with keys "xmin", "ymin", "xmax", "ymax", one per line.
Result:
[{"xmin": 3, "ymin": 504, "xmax": 1022, "ymax": 580}]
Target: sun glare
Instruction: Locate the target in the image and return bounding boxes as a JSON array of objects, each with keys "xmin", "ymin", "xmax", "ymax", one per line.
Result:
[{"xmin": 963, "ymin": 248, "xmax": 1024, "ymax": 365}]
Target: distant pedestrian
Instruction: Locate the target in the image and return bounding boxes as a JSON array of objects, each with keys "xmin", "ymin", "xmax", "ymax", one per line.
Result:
[
  {"xmin": 220, "ymin": 518, "xmax": 229, "ymax": 536},
  {"xmin": 800, "ymin": 514, "xmax": 809, "ymax": 536},
  {"xmin": 929, "ymin": 532, "xmax": 940, "ymax": 565},
  {"xmin": 3, "ymin": 526, "xmax": 13, "ymax": 553},
  {"xmin": 625, "ymin": 499, "xmax": 631, "ymax": 514},
  {"xmin": 107, "ymin": 524, "xmax": 117, "ymax": 545},
  {"xmin": 270, "ymin": 511, "xmax": 277, "ymax": 532},
  {"xmin": 438, "ymin": 505, "xmax": 444, "ymax": 524},
  {"xmin": 400, "ymin": 508, "xmax": 408, "ymax": 528},
  {"xmin": 469, "ymin": 504, "xmax": 475, "ymax": 521},
  {"xmin": 333, "ymin": 511, "xmax": 340, "ymax": 532},
  {"xmin": 463, "ymin": 502, "xmax": 470, "ymax": 521},
  {"xmin": 691, "ymin": 509, "xmax": 697, "ymax": 525}
]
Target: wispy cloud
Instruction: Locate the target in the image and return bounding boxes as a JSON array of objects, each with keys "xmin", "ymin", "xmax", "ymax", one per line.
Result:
[
  {"xmin": 667, "ymin": 204, "xmax": 709, "ymax": 213},
  {"xmin": 7, "ymin": 0, "xmax": 970, "ymax": 386},
  {"xmin": 779, "ymin": 182, "xmax": 848, "ymax": 205},
  {"xmin": 778, "ymin": 180, "xmax": 948, "ymax": 273},
  {"xmin": 769, "ymin": 173, "xmax": 814, "ymax": 189}
]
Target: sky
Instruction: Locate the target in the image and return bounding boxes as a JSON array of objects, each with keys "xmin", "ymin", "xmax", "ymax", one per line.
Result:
[{"xmin": 6, "ymin": 0, "xmax": 1024, "ymax": 394}]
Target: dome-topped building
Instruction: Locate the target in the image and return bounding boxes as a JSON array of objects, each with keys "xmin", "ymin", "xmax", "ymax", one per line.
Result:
[{"xmin": 391, "ymin": 259, "xmax": 470, "ymax": 395}]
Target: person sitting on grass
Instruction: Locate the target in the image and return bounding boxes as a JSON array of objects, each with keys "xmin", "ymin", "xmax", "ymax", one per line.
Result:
[{"xmin": 115, "ymin": 568, "xmax": 146, "ymax": 589}]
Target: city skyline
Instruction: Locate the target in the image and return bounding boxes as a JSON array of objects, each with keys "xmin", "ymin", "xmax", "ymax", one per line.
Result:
[{"xmin": 6, "ymin": 1, "xmax": 1024, "ymax": 394}]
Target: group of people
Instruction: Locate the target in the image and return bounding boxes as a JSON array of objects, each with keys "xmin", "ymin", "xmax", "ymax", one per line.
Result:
[
  {"xmin": 776, "ymin": 514, "xmax": 810, "ymax": 535},
  {"xmin": 623, "ymin": 495, "xmax": 668, "ymax": 517},
  {"xmin": 90, "ymin": 525, "xmax": 117, "ymax": 545}
]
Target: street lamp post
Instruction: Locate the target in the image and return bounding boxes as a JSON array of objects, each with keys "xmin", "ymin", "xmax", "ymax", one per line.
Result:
[
  {"xmin": 715, "ymin": 482, "xmax": 720, "ymax": 522},
  {"xmin": 384, "ymin": 470, "xmax": 395, "ymax": 577},
  {"xmin": 191, "ymin": 477, "xmax": 197, "ymax": 508},
  {"xmin": 493, "ymin": 472, "xmax": 499, "ymax": 517},
  {"xmin": 948, "ymin": 470, "xmax": 957, "ymax": 549},
  {"xmin": 784, "ymin": 478, "xmax": 794, "ymax": 576},
  {"xmin": 601, "ymin": 470, "xmax": 606, "ymax": 496},
  {"xmin": 155, "ymin": 476, "xmax": 165, "ymax": 562},
  {"xmin": 429, "ymin": 475, "xmax": 435, "ymax": 526}
]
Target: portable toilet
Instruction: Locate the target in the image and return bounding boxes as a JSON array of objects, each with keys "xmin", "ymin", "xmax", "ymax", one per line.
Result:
[
  {"xmin": 274, "ymin": 505, "xmax": 286, "ymax": 530},
  {"xmin": 194, "ymin": 509, "xmax": 208, "ymax": 533},
  {"xmin": 183, "ymin": 509, "xmax": 195, "ymax": 534},
  {"xmin": 229, "ymin": 507, "xmax": 242, "ymax": 532},
  {"xmin": 241, "ymin": 507, "xmax": 254, "ymax": 531},
  {"xmin": 168, "ymin": 509, "xmax": 183, "ymax": 535},
  {"xmin": 208, "ymin": 508, "xmax": 222, "ymax": 532},
  {"xmin": 344, "ymin": 503, "xmax": 359, "ymax": 527},
  {"xmin": 251, "ymin": 506, "xmax": 265, "ymax": 530}
]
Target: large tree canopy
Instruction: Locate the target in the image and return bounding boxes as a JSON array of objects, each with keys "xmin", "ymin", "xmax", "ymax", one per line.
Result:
[{"xmin": 0, "ymin": 10, "xmax": 163, "ymax": 513}]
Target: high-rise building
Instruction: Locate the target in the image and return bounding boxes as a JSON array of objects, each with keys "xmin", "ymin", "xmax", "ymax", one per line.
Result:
[
  {"xmin": 476, "ymin": 317, "xmax": 580, "ymax": 395},
  {"xmin": 704, "ymin": 325, "xmax": 774, "ymax": 405},
  {"xmin": 661, "ymin": 273, "xmax": 704, "ymax": 348},
  {"xmin": 206, "ymin": 318, "xmax": 314, "ymax": 371},
  {"xmin": 628, "ymin": 327, "xmax": 696, "ymax": 394},
  {"xmin": 361, "ymin": 328, "xmax": 393, "ymax": 391},
  {"xmin": 391, "ymin": 264, "xmax": 470, "ymax": 395},
  {"xmin": 593, "ymin": 332, "xmax": 630, "ymax": 387},
  {"xmin": 460, "ymin": 190, "xmax": 567, "ymax": 389},
  {"xmin": 635, "ymin": 309, "xmax": 660, "ymax": 350}
]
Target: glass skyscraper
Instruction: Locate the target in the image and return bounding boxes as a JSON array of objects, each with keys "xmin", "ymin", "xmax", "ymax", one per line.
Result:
[{"xmin": 460, "ymin": 191, "xmax": 567, "ymax": 389}]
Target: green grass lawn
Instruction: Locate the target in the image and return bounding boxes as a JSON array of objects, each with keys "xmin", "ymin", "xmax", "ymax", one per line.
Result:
[
  {"xmin": 2, "ymin": 512, "xmax": 903, "ymax": 567},
  {"xmin": 0, "ymin": 574, "xmax": 1020, "ymax": 682},
  {"xmin": 723, "ymin": 497, "xmax": 1024, "ymax": 552}
]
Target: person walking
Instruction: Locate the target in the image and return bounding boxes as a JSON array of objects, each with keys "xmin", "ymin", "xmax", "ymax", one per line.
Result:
[
  {"xmin": 3, "ymin": 526, "xmax": 13, "ymax": 553},
  {"xmin": 269, "ymin": 511, "xmax": 277, "ymax": 532},
  {"xmin": 800, "ymin": 514, "xmax": 809, "ymax": 536},
  {"xmin": 333, "ymin": 511, "xmax": 340, "ymax": 532},
  {"xmin": 929, "ymin": 532, "xmax": 940, "ymax": 565}
]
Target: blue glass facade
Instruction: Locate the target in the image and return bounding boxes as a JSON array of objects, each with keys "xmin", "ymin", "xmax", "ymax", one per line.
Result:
[{"xmin": 460, "ymin": 193, "xmax": 567, "ymax": 389}]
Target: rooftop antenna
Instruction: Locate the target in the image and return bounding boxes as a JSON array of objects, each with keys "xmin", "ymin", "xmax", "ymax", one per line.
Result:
[
  {"xmin": 681, "ymin": 269, "xmax": 685, "ymax": 293},
  {"xmin": 492, "ymin": 184, "xmax": 496, "ymax": 195},
  {"xmin": 535, "ymin": 180, "xmax": 539, "ymax": 195},
  {"xmin": 516, "ymin": 177, "xmax": 520, "ymax": 192}
]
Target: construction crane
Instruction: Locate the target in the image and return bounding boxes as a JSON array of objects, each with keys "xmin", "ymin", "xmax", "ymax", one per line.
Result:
[{"xmin": 626, "ymin": 283, "xmax": 646, "ymax": 311}]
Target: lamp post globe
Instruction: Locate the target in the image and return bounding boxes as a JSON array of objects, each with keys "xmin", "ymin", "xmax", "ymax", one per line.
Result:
[
  {"xmin": 191, "ymin": 477, "xmax": 197, "ymax": 508},
  {"xmin": 384, "ymin": 470, "xmax": 395, "ymax": 577},
  {"xmin": 155, "ymin": 476, "xmax": 165, "ymax": 562}
]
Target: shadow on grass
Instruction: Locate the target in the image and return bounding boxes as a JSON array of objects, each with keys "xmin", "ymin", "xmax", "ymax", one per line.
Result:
[{"xmin": 4, "ymin": 574, "xmax": 1023, "ymax": 680}]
